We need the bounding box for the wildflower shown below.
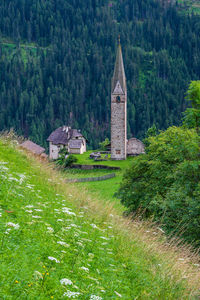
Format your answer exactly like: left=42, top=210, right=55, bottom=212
left=47, top=227, right=54, bottom=233
left=32, top=215, right=41, bottom=219
left=48, top=256, right=60, bottom=263
left=6, top=222, right=20, bottom=229
left=57, top=241, right=69, bottom=247
left=25, top=210, right=33, bottom=213
left=62, top=207, right=76, bottom=216
left=60, top=278, right=73, bottom=286
left=15, top=280, right=19, bottom=284
left=90, top=295, right=102, bottom=300
left=63, top=291, right=81, bottom=298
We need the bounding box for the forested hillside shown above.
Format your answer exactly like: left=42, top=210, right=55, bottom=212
left=0, top=0, right=200, bottom=148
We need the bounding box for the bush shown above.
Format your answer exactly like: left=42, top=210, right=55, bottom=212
left=117, top=126, right=200, bottom=246
left=64, top=154, right=78, bottom=167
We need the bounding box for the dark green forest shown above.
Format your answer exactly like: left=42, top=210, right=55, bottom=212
left=0, top=0, right=200, bottom=148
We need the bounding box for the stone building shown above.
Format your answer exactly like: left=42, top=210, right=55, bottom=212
left=111, top=40, right=127, bottom=160
left=111, top=40, right=145, bottom=159
left=127, top=138, right=145, bottom=156
left=47, top=126, right=86, bottom=159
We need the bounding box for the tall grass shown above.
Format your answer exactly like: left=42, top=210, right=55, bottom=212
left=0, top=136, right=200, bottom=299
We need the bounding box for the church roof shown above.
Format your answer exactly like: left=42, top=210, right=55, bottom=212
left=47, top=126, right=84, bottom=145
left=111, top=42, right=126, bottom=94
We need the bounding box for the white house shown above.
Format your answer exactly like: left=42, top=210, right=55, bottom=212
left=47, top=126, right=86, bottom=159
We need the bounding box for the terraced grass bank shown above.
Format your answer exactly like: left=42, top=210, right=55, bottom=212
left=0, top=138, right=200, bottom=299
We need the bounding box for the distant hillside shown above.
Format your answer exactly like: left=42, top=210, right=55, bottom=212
left=0, top=0, right=200, bottom=148
left=0, top=135, right=200, bottom=298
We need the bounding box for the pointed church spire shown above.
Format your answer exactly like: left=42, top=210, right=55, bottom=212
left=111, top=36, right=126, bottom=94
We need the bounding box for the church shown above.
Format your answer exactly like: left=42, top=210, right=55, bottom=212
left=111, top=40, right=145, bottom=160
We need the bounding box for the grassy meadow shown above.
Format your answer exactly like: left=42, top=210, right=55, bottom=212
left=0, top=137, right=200, bottom=299
left=69, top=152, right=134, bottom=211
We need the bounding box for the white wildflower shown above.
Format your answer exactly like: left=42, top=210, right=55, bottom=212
left=57, top=241, right=69, bottom=247
left=114, top=291, right=122, bottom=297
left=57, top=219, right=63, bottom=222
left=60, top=278, right=73, bottom=286
left=6, top=222, right=20, bottom=229
left=25, top=210, right=33, bottom=213
left=80, top=266, right=89, bottom=272
left=47, top=227, right=54, bottom=233
left=32, top=215, right=41, bottom=219
left=34, top=209, right=42, bottom=212
left=63, top=291, right=81, bottom=298
left=26, top=205, right=34, bottom=208
left=90, top=295, right=102, bottom=300
left=77, top=241, right=83, bottom=247
left=48, top=256, right=60, bottom=263
left=62, top=207, right=76, bottom=216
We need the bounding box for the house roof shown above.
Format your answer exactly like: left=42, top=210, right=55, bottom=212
left=47, top=126, right=84, bottom=145
left=69, top=139, right=83, bottom=149
left=20, top=140, right=45, bottom=155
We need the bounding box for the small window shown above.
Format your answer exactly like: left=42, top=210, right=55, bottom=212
left=116, top=150, right=121, bottom=155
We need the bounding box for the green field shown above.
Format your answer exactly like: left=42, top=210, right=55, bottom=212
left=62, top=151, right=136, bottom=211
left=1, top=138, right=200, bottom=298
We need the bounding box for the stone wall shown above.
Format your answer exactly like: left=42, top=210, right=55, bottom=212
left=66, top=173, right=116, bottom=182
left=71, top=164, right=120, bottom=170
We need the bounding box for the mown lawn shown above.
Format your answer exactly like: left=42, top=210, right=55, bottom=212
left=0, top=139, right=200, bottom=299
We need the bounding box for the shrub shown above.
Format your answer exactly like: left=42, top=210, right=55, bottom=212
left=64, top=154, right=78, bottom=167
left=117, top=126, right=200, bottom=246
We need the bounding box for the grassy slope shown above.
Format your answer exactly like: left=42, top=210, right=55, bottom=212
left=0, top=139, right=200, bottom=299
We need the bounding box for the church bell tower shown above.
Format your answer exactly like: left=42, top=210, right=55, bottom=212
left=111, top=38, right=127, bottom=160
